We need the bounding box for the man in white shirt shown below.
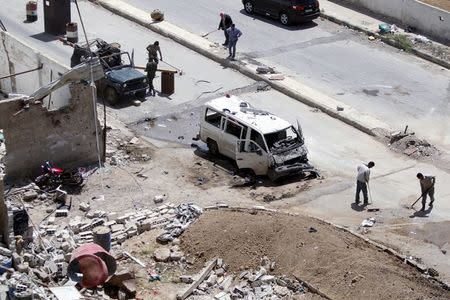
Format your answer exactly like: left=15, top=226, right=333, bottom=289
left=355, top=161, right=375, bottom=205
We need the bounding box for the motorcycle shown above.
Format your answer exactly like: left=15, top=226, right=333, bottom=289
left=35, top=161, right=84, bottom=189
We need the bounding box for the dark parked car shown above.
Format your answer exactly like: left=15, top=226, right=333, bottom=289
left=242, top=0, right=320, bottom=25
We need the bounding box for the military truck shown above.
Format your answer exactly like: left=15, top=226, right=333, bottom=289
left=70, top=39, right=148, bottom=105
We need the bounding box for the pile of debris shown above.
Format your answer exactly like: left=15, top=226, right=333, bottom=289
left=389, top=131, right=439, bottom=158
left=178, top=256, right=306, bottom=299
left=0, top=182, right=203, bottom=300
left=0, top=130, right=5, bottom=173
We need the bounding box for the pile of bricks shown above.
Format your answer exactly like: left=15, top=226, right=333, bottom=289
left=0, top=200, right=203, bottom=299
left=184, top=257, right=306, bottom=300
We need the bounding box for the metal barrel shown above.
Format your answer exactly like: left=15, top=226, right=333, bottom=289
left=26, top=1, right=37, bottom=22
left=93, top=226, right=111, bottom=252
left=66, top=22, right=78, bottom=43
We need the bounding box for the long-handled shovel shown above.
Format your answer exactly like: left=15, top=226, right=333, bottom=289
left=160, top=60, right=183, bottom=75
left=367, top=183, right=380, bottom=212
left=202, top=29, right=218, bottom=37
left=410, top=186, right=433, bottom=209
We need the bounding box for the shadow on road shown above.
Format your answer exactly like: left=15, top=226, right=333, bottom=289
left=239, top=9, right=318, bottom=31
left=351, top=202, right=366, bottom=212
left=409, top=205, right=433, bottom=218
left=30, top=32, right=59, bottom=42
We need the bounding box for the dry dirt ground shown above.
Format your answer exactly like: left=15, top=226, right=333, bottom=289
left=180, top=210, right=450, bottom=300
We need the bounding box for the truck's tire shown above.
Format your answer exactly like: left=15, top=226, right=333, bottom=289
left=207, top=139, right=219, bottom=156
left=104, top=87, right=120, bottom=105
left=135, top=90, right=146, bottom=98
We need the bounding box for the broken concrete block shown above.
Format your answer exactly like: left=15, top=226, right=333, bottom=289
left=0, top=247, right=11, bottom=257
left=12, top=252, right=22, bottom=265
left=16, top=262, right=29, bottom=273
left=22, top=190, right=38, bottom=201
left=273, top=285, right=290, bottom=296
left=179, top=275, right=193, bottom=284
left=79, top=202, right=91, bottom=212
left=170, top=251, right=184, bottom=261
left=48, top=216, right=56, bottom=225
left=220, top=276, right=233, bottom=291
left=154, top=248, right=170, bottom=262
left=153, top=195, right=165, bottom=204
left=111, top=224, right=125, bottom=233
left=206, top=274, right=218, bottom=286
left=215, top=268, right=225, bottom=276
left=34, top=269, right=50, bottom=283
left=214, top=291, right=231, bottom=300
left=55, top=209, right=69, bottom=217
left=260, top=275, right=275, bottom=284
left=61, top=242, right=70, bottom=252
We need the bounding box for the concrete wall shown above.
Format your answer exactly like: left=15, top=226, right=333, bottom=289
left=337, top=0, right=450, bottom=43
left=0, top=83, right=102, bottom=180
left=0, top=31, right=70, bottom=109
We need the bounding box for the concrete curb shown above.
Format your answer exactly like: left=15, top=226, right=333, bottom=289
left=320, top=12, right=450, bottom=70
left=90, top=0, right=392, bottom=137
left=204, top=204, right=450, bottom=290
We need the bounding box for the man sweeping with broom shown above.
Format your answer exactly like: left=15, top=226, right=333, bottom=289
left=416, top=173, right=436, bottom=211
left=355, top=161, right=375, bottom=206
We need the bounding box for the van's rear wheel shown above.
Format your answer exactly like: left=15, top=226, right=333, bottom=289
left=207, top=139, right=219, bottom=156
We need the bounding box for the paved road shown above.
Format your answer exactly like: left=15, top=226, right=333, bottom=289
left=123, top=0, right=450, bottom=149
left=2, top=0, right=450, bottom=281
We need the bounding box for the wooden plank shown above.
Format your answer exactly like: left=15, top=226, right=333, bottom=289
left=177, top=259, right=217, bottom=300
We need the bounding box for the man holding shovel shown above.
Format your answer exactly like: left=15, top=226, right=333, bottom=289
left=218, top=12, right=233, bottom=46
left=417, top=173, right=435, bottom=211
left=355, top=161, right=375, bottom=206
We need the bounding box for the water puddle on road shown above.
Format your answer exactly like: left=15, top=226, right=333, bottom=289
left=392, top=221, right=450, bottom=249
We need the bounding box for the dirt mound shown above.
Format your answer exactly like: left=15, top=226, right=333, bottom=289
left=180, top=210, right=450, bottom=300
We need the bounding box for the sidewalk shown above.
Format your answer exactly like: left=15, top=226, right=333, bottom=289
left=320, top=0, right=450, bottom=69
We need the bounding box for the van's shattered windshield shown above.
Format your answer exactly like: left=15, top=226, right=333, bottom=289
left=264, top=126, right=301, bottom=151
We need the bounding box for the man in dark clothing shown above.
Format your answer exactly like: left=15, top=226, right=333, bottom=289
left=226, top=24, right=242, bottom=60
left=417, top=173, right=436, bottom=211
left=218, top=13, right=233, bottom=46
left=145, top=61, right=157, bottom=96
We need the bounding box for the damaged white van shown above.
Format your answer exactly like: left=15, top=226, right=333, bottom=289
left=199, top=95, right=317, bottom=180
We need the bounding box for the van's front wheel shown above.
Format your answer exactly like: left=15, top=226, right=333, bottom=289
left=207, top=139, right=219, bottom=156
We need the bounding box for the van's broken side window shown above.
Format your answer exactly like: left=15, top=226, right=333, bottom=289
left=205, top=108, right=222, bottom=128
left=225, top=119, right=242, bottom=138
left=250, top=130, right=266, bottom=152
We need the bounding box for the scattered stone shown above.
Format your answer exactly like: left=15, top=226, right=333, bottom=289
left=79, top=202, right=91, bottom=212
left=22, top=190, right=38, bottom=201
left=154, top=195, right=166, bottom=204
left=132, top=100, right=141, bottom=107
left=180, top=275, right=193, bottom=284
left=154, top=248, right=171, bottom=262
left=206, top=274, right=218, bottom=286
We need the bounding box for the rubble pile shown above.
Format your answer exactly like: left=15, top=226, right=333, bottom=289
left=389, top=132, right=439, bottom=158
left=0, top=184, right=203, bottom=300
left=0, top=130, right=5, bottom=173
left=106, top=133, right=152, bottom=166
left=182, top=256, right=305, bottom=299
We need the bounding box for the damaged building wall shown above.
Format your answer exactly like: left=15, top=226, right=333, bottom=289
left=0, top=30, right=70, bottom=109
left=0, top=175, right=8, bottom=245
left=0, top=83, right=103, bottom=180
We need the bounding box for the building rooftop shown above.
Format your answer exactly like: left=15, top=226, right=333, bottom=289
left=205, top=95, right=291, bottom=134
